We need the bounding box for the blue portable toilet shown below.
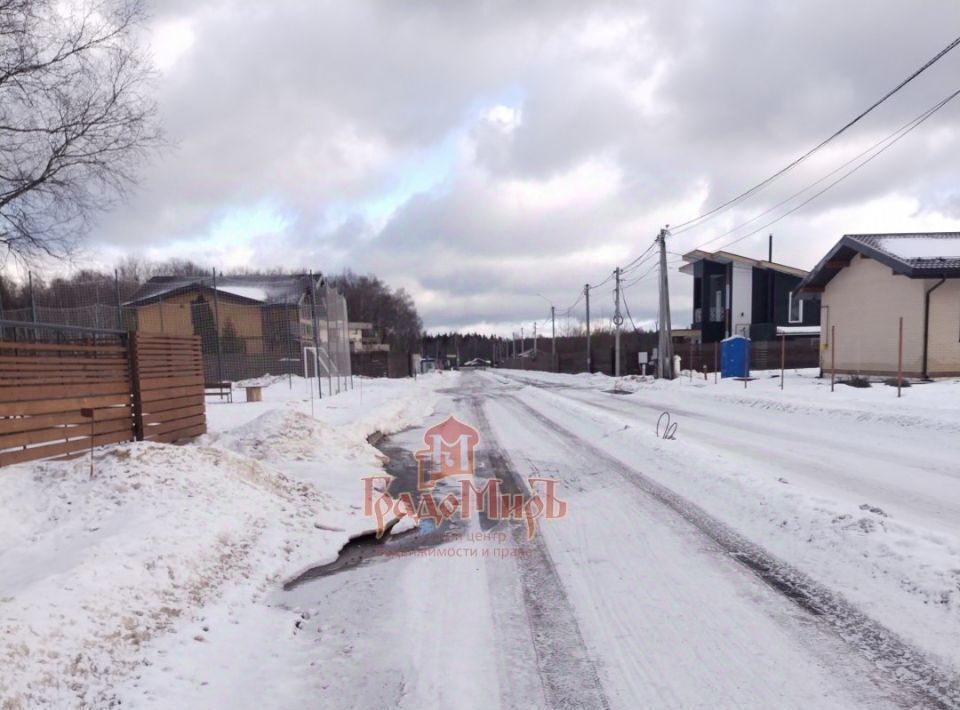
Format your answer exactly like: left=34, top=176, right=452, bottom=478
left=720, top=335, right=751, bottom=378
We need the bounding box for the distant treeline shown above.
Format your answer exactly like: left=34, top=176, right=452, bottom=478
left=0, top=259, right=422, bottom=353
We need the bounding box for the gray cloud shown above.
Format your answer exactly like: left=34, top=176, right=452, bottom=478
left=88, top=0, right=960, bottom=331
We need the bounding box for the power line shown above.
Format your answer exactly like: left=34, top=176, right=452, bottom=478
left=622, top=289, right=646, bottom=334
left=705, top=81, right=960, bottom=254
left=694, top=83, right=960, bottom=252
left=670, top=33, right=960, bottom=235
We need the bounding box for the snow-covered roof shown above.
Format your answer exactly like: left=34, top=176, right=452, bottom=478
left=869, top=234, right=960, bottom=266
left=125, top=274, right=321, bottom=306
left=800, top=233, right=960, bottom=292
left=216, top=285, right=270, bottom=302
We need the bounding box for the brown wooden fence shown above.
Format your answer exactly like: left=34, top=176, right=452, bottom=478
left=131, top=333, right=207, bottom=444
left=0, top=332, right=206, bottom=467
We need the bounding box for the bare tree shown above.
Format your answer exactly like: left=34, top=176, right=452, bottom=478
left=0, top=0, right=159, bottom=262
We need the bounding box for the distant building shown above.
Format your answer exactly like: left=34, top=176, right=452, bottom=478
left=124, top=274, right=333, bottom=380
left=347, top=321, right=390, bottom=354
left=680, top=249, right=820, bottom=343
left=799, top=233, right=960, bottom=378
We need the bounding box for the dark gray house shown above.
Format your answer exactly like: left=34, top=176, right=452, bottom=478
left=680, top=249, right=820, bottom=343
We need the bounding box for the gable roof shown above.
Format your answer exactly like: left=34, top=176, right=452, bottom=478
left=679, top=249, right=808, bottom=278
left=125, top=274, right=321, bottom=307
left=799, top=233, right=960, bottom=292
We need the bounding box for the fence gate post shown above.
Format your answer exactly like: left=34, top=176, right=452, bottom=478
left=129, top=332, right=145, bottom=441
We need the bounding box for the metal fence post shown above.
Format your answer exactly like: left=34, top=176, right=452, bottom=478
left=830, top=325, right=836, bottom=392
left=780, top=333, right=786, bottom=390
left=114, top=269, right=123, bottom=330
left=897, top=317, right=904, bottom=398
left=308, top=274, right=323, bottom=400
left=324, top=287, right=334, bottom=395
left=211, top=269, right=224, bottom=385
left=29, top=271, right=37, bottom=323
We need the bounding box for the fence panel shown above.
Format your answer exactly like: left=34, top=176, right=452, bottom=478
left=0, top=339, right=135, bottom=466
left=131, top=333, right=207, bottom=444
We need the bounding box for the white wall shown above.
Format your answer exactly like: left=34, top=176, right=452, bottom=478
left=730, top=264, right=753, bottom=337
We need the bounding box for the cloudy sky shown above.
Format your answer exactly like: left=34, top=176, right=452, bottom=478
left=83, top=0, right=960, bottom=333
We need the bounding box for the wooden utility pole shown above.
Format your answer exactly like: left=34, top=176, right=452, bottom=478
left=614, top=267, right=623, bottom=377
left=584, top=284, right=592, bottom=373
left=550, top=305, right=556, bottom=370
left=656, top=228, right=674, bottom=379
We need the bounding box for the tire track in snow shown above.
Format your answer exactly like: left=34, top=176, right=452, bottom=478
left=467, top=392, right=611, bottom=710
left=504, top=388, right=960, bottom=710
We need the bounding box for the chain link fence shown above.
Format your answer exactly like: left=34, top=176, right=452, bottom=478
left=0, top=272, right=352, bottom=397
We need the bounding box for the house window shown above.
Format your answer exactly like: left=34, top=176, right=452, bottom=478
left=709, top=275, right=724, bottom=322
left=788, top=290, right=803, bottom=324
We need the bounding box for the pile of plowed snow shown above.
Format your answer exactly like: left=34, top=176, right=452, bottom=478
left=0, top=439, right=347, bottom=709
left=208, top=408, right=384, bottom=465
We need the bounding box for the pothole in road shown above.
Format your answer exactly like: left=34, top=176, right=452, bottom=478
left=283, top=433, right=466, bottom=590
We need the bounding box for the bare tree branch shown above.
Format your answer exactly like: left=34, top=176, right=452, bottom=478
left=0, top=0, right=159, bottom=262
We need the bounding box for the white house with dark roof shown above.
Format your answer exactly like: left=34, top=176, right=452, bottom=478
left=680, top=248, right=820, bottom=343
left=798, top=232, right=960, bottom=378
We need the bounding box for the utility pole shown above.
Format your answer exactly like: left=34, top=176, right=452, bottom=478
left=613, top=267, right=623, bottom=377
left=550, top=305, right=556, bottom=367
left=520, top=326, right=524, bottom=354
left=533, top=322, right=537, bottom=354
left=657, top=228, right=675, bottom=379
left=584, top=284, right=591, bottom=373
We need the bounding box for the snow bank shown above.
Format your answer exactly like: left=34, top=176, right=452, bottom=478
left=0, top=442, right=344, bottom=708
left=0, top=373, right=447, bottom=708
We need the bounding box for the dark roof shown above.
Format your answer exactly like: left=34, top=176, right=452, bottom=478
left=679, top=249, right=808, bottom=278
left=125, top=274, right=320, bottom=306
left=799, top=233, right=960, bottom=292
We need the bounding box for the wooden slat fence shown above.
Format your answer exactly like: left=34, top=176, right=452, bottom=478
left=0, top=340, right=135, bottom=466
left=131, top=333, right=207, bottom=444
left=0, top=333, right=208, bottom=467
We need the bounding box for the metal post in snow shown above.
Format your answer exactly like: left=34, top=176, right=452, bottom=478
left=114, top=269, right=123, bottom=331
left=324, top=285, right=334, bottom=395
left=29, top=271, right=37, bottom=323
left=308, top=273, right=323, bottom=400
left=831, top=324, right=836, bottom=393
left=743, top=345, right=748, bottom=389
left=897, top=317, right=904, bottom=398
left=714, top=341, right=718, bottom=384
left=211, top=269, right=224, bottom=386
left=780, top=333, right=786, bottom=390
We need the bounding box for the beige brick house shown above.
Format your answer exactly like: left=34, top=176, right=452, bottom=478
left=799, top=233, right=960, bottom=378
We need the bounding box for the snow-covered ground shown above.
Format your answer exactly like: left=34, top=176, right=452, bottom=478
left=487, top=368, right=960, bottom=676
left=3, top=365, right=959, bottom=708
left=0, top=373, right=452, bottom=709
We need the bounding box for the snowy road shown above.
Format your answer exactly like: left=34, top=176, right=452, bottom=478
left=282, top=371, right=960, bottom=709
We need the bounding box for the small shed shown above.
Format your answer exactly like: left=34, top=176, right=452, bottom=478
left=721, top=335, right=751, bottom=378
